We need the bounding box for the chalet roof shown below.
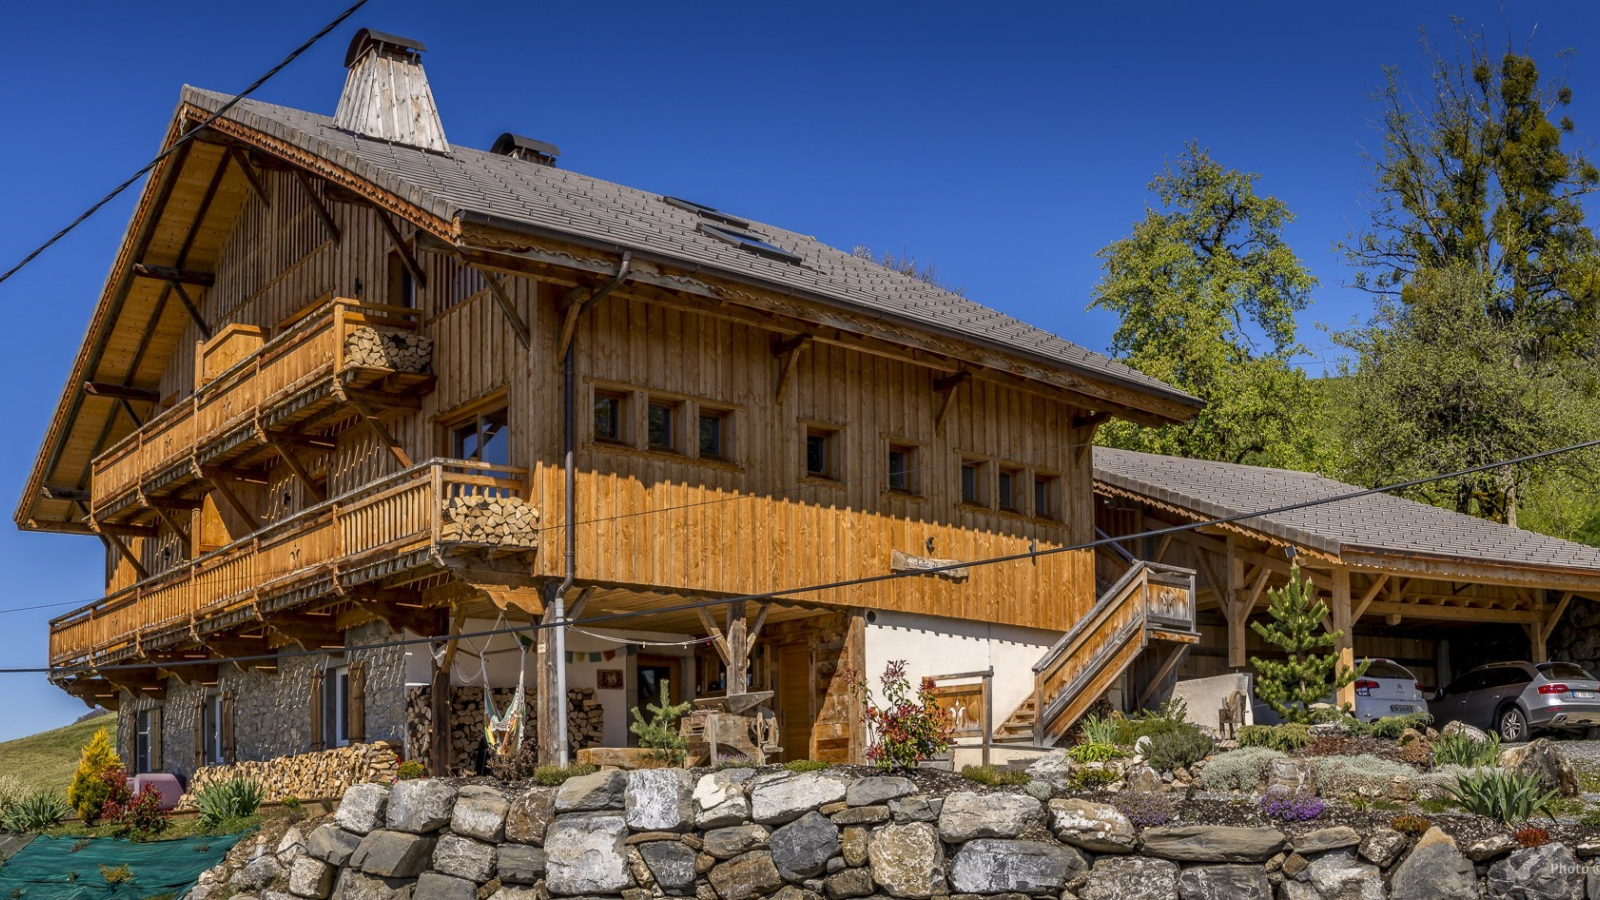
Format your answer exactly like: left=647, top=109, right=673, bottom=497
left=1092, top=447, right=1600, bottom=576
left=180, top=87, right=1199, bottom=411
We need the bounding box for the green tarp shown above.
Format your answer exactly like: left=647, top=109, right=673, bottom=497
left=0, top=834, right=241, bottom=900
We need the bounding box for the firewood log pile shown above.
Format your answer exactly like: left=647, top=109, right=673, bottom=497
left=441, top=494, right=539, bottom=548
left=178, top=740, right=400, bottom=807
left=404, top=685, right=602, bottom=773
left=344, top=327, right=433, bottom=373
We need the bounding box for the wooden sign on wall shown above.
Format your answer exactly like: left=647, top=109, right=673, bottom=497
left=890, top=549, right=969, bottom=581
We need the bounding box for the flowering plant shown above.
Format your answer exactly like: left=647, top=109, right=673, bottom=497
left=1111, top=790, right=1179, bottom=826
left=1258, top=790, right=1325, bottom=822
left=103, top=784, right=171, bottom=840
left=847, top=660, right=956, bottom=771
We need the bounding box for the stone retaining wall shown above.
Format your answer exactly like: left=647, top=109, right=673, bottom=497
left=223, top=768, right=1600, bottom=900
left=180, top=742, right=401, bottom=808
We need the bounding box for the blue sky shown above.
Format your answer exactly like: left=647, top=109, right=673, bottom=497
left=0, top=1, right=1596, bottom=741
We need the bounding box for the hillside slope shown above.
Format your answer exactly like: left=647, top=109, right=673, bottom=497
left=0, top=713, right=115, bottom=795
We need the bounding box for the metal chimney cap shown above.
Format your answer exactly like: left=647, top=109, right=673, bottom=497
left=344, top=28, right=427, bottom=68
left=491, top=133, right=561, bottom=164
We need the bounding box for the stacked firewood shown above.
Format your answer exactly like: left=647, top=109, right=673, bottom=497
left=440, top=494, right=539, bottom=548
left=568, top=688, right=604, bottom=750
left=344, top=327, right=433, bottom=373
left=179, top=741, right=400, bottom=807
left=403, top=685, right=602, bottom=772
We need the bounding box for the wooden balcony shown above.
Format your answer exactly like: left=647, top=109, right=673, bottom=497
left=89, top=297, right=433, bottom=523
left=50, top=459, right=535, bottom=669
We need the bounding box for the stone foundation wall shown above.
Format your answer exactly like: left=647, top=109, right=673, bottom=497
left=180, top=742, right=400, bottom=807
left=225, top=768, right=1599, bottom=900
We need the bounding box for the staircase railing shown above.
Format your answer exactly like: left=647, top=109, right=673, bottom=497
left=1031, top=561, right=1196, bottom=745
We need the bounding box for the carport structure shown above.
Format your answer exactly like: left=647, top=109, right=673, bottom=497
left=1091, top=448, right=1600, bottom=707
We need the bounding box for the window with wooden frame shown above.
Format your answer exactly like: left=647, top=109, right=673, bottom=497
left=450, top=405, right=510, bottom=466
left=647, top=398, right=682, bottom=452
left=997, top=467, right=1022, bottom=512
left=133, top=709, right=155, bottom=773
left=886, top=443, right=917, bottom=494
left=959, top=458, right=987, bottom=506
left=805, top=425, right=841, bottom=480
left=698, top=407, right=732, bottom=460
left=199, top=690, right=224, bottom=766
left=593, top=390, right=628, bottom=444
left=1034, top=473, right=1061, bottom=521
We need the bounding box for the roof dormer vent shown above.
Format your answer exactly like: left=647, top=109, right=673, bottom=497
left=333, top=28, right=449, bottom=153
left=491, top=133, right=560, bottom=167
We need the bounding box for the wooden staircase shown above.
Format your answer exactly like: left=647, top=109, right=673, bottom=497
left=1030, top=561, right=1198, bottom=746
left=993, top=697, right=1036, bottom=742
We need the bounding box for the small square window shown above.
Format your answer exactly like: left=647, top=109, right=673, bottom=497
left=648, top=402, right=678, bottom=451
left=699, top=410, right=729, bottom=459
left=887, top=445, right=914, bottom=493
left=806, top=428, right=838, bottom=479
left=1034, top=475, right=1059, bottom=520
left=998, top=468, right=1020, bottom=511
left=594, top=392, right=626, bottom=443
left=960, top=459, right=985, bottom=505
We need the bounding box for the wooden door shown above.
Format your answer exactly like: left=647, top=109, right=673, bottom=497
left=777, top=643, right=812, bottom=762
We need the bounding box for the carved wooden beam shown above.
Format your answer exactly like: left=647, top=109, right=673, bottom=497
left=556, top=284, right=589, bottom=360
left=130, top=263, right=215, bottom=286
left=41, top=485, right=90, bottom=502
left=84, top=382, right=160, bottom=403
left=1073, top=410, right=1113, bottom=429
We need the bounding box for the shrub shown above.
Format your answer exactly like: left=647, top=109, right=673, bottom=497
left=1145, top=725, right=1212, bottom=772
left=1069, top=768, right=1118, bottom=791
left=1250, top=566, right=1368, bottom=722
left=1447, top=768, right=1558, bottom=824
left=397, top=760, right=426, bottom=780
left=785, top=759, right=829, bottom=773
left=532, top=764, right=597, bottom=787
left=1432, top=732, right=1501, bottom=768
left=193, top=777, right=264, bottom=828
left=1390, top=813, right=1430, bottom=835
left=1067, top=742, right=1126, bottom=764
left=848, top=661, right=956, bottom=771
left=1110, top=700, right=1193, bottom=745
left=1351, top=712, right=1432, bottom=739
left=960, top=765, right=1030, bottom=787
left=107, top=785, right=170, bottom=840
left=629, top=680, right=693, bottom=762
left=1111, top=791, right=1179, bottom=826
left=1079, top=714, right=1122, bottom=747
left=2, top=792, right=70, bottom=832
left=1259, top=791, right=1325, bottom=822
left=1238, top=723, right=1313, bottom=752
left=1198, top=747, right=1285, bottom=792
left=1514, top=826, right=1551, bottom=848
left=0, top=775, right=26, bottom=821
left=67, top=728, right=123, bottom=824
left=1310, top=754, right=1417, bottom=798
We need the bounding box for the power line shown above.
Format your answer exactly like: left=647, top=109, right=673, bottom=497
left=0, top=0, right=369, bottom=288
left=12, top=435, right=1600, bottom=677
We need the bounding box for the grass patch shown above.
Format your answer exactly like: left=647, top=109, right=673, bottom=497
left=0, top=713, right=116, bottom=796
left=959, top=765, right=1030, bottom=787
left=783, top=759, right=829, bottom=773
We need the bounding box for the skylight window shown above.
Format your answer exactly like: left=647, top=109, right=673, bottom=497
left=662, top=196, right=750, bottom=229
left=699, top=222, right=803, bottom=265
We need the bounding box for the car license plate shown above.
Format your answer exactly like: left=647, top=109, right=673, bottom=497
left=1389, top=704, right=1414, bottom=713
left=1572, top=690, right=1597, bottom=700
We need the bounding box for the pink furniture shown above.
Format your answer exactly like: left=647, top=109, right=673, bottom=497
left=131, top=773, right=184, bottom=811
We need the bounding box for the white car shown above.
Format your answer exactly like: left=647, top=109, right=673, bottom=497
left=1352, top=658, right=1429, bottom=722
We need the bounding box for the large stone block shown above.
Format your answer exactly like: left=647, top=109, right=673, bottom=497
left=750, top=773, right=848, bottom=825
left=845, top=777, right=914, bottom=807
left=770, top=811, right=840, bottom=882
left=386, top=780, right=458, bottom=834
left=332, top=869, right=413, bottom=900
left=432, top=833, right=496, bottom=883
left=867, top=822, right=944, bottom=899
left=1140, top=825, right=1285, bottom=863
left=555, top=769, right=627, bottom=812
left=823, top=867, right=873, bottom=900
left=640, top=840, right=699, bottom=894
left=545, top=813, right=633, bottom=895
left=947, top=839, right=1085, bottom=895
left=288, top=857, right=336, bottom=899
left=1280, top=850, right=1383, bottom=900
left=496, top=844, right=547, bottom=885
left=703, top=824, right=770, bottom=859
left=1293, top=827, right=1361, bottom=855
left=336, top=784, right=391, bottom=836
left=1080, top=856, right=1179, bottom=900
left=232, top=855, right=284, bottom=890
left=1176, top=864, right=1269, bottom=900
left=937, top=791, right=1041, bottom=842
left=1499, top=739, right=1582, bottom=797
left=708, top=850, right=785, bottom=900
left=1048, top=798, right=1135, bottom=853
left=450, top=785, right=510, bottom=842
left=350, top=830, right=437, bottom=879
left=694, top=770, right=754, bottom=829
left=505, top=787, right=558, bottom=844
left=413, top=873, right=476, bottom=900
left=1486, top=844, right=1584, bottom=900
left=627, top=768, right=695, bottom=832
left=1390, top=828, right=1475, bottom=900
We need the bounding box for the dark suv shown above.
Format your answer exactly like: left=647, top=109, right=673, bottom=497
left=1430, top=661, right=1600, bottom=741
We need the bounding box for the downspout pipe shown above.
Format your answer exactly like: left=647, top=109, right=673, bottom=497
left=554, top=251, right=631, bottom=764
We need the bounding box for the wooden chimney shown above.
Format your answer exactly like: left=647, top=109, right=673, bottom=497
left=333, top=29, right=449, bottom=153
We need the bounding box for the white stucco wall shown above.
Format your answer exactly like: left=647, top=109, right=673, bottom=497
left=862, top=609, right=1059, bottom=742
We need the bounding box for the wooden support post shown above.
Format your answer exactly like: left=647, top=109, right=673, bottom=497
left=351, top=399, right=414, bottom=468
left=773, top=335, right=812, bottom=404
left=482, top=271, right=531, bottom=350
left=933, top=371, right=969, bottom=435
left=431, top=608, right=467, bottom=776
left=170, top=280, right=212, bottom=339
left=147, top=502, right=192, bottom=549
left=117, top=397, right=144, bottom=428
left=96, top=525, right=149, bottom=581
left=1136, top=643, right=1191, bottom=709
left=1331, top=567, right=1356, bottom=709
left=695, top=608, right=733, bottom=667
left=1353, top=573, right=1390, bottom=624
left=204, top=471, right=257, bottom=529
left=375, top=208, right=425, bottom=287
left=293, top=170, right=341, bottom=243
left=1225, top=539, right=1246, bottom=668
left=228, top=147, right=271, bottom=206
left=84, top=382, right=160, bottom=403
left=262, top=432, right=326, bottom=503
left=536, top=604, right=558, bottom=765
left=726, top=600, right=749, bottom=694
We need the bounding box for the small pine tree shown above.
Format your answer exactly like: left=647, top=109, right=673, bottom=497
left=1250, top=565, right=1369, bottom=723
left=629, top=681, right=693, bottom=760
left=67, top=727, right=124, bottom=824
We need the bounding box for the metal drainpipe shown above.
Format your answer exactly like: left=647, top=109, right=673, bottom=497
left=555, top=251, right=631, bottom=765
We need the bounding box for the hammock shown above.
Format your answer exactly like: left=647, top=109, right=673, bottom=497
left=479, top=616, right=529, bottom=757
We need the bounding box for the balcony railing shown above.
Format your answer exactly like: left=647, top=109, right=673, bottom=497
left=90, top=297, right=430, bottom=515
left=51, top=459, right=533, bottom=668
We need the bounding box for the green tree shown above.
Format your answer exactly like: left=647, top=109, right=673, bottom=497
left=1091, top=143, right=1321, bottom=468
left=1346, top=22, right=1600, bottom=359
left=629, top=681, right=692, bottom=761
left=1250, top=566, right=1367, bottom=723
left=67, top=727, right=123, bottom=824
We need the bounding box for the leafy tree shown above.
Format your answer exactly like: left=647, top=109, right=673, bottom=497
left=1346, top=22, right=1600, bottom=359
left=1330, top=264, right=1598, bottom=524
left=1250, top=566, right=1368, bottom=723
left=1091, top=143, right=1321, bottom=468
left=629, top=680, right=692, bottom=761
left=67, top=727, right=124, bottom=824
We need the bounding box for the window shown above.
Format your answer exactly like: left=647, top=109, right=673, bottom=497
left=662, top=196, right=751, bottom=229
left=648, top=401, right=679, bottom=451
left=805, top=428, right=839, bottom=479
left=699, top=409, right=729, bottom=459
left=960, top=459, right=985, bottom=505
left=387, top=251, right=416, bottom=309
left=887, top=445, right=914, bottom=493
left=134, top=710, right=153, bottom=774
left=700, top=223, right=803, bottom=264
left=593, top=392, right=627, bottom=443
left=1034, top=474, right=1059, bottom=519
left=202, top=691, right=224, bottom=765
left=322, top=665, right=351, bottom=748
left=451, top=406, right=510, bottom=466
left=997, top=468, right=1020, bottom=511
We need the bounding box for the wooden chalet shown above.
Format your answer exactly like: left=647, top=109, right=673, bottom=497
left=17, top=30, right=1205, bottom=774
